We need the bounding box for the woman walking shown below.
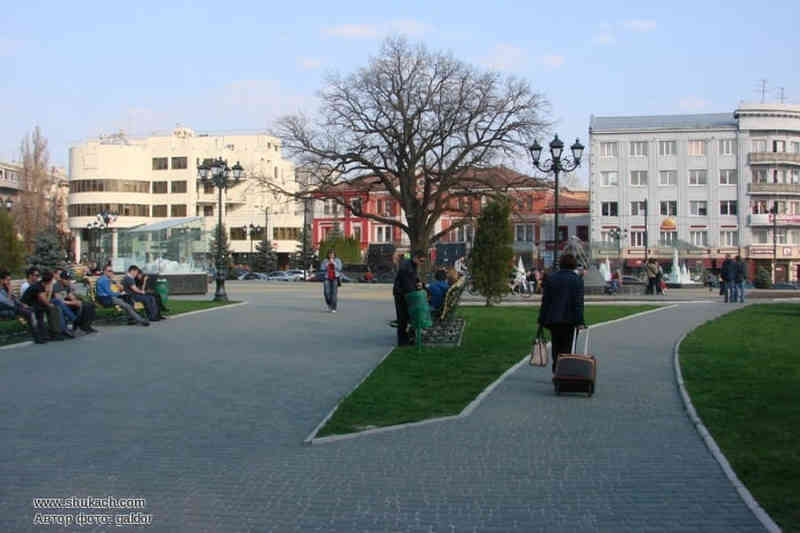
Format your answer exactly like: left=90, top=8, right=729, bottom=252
left=320, top=249, right=342, bottom=313
left=538, top=253, right=585, bottom=373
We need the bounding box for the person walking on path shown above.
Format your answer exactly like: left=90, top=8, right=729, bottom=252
left=537, top=253, right=585, bottom=373
left=734, top=255, right=746, bottom=303
left=645, top=258, right=658, bottom=295
left=720, top=254, right=736, bottom=303
left=320, top=249, right=342, bottom=313
left=393, top=250, right=425, bottom=346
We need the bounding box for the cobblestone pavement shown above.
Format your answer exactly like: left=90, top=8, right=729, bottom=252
left=0, top=284, right=767, bottom=532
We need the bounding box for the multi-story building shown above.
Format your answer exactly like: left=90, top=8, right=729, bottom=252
left=0, top=161, right=22, bottom=207
left=590, top=104, right=800, bottom=282
left=68, top=127, right=303, bottom=268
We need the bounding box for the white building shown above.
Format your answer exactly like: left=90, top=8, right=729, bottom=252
left=68, top=127, right=303, bottom=268
left=589, top=104, right=800, bottom=282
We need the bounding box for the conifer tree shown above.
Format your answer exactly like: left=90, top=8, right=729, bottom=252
left=468, top=198, right=513, bottom=306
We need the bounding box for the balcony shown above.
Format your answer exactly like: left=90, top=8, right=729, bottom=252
left=749, top=213, right=800, bottom=226
left=749, top=152, right=800, bottom=166
left=748, top=183, right=800, bottom=195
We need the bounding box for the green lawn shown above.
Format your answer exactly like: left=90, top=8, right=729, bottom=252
left=317, top=305, right=660, bottom=437
left=1, top=299, right=239, bottom=346
left=680, top=304, right=800, bottom=532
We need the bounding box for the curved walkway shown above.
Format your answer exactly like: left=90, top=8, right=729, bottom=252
left=0, top=284, right=769, bottom=532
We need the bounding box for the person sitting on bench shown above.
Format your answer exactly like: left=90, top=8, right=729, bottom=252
left=121, top=265, right=160, bottom=322
left=427, top=269, right=449, bottom=313
left=96, top=265, right=149, bottom=326
left=54, top=268, right=98, bottom=333
left=135, top=270, right=168, bottom=318
left=0, top=269, right=49, bottom=344
left=21, top=270, right=74, bottom=340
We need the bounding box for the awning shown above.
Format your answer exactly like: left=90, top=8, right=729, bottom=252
left=625, top=259, right=644, bottom=267
left=128, top=216, right=203, bottom=233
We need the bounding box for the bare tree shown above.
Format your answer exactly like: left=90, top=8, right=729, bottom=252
left=268, top=37, right=550, bottom=253
left=18, top=127, right=54, bottom=252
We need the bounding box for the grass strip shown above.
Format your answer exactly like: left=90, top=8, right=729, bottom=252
left=680, top=303, right=800, bottom=532
left=317, top=305, right=659, bottom=437
left=0, top=299, right=238, bottom=346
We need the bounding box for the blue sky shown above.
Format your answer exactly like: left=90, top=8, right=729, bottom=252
left=2, top=0, right=798, bottom=183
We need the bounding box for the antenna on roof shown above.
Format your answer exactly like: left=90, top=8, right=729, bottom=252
left=776, top=87, right=787, bottom=104
left=756, top=79, right=768, bottom=103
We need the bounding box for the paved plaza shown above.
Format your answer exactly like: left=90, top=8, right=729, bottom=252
left=0, top=282, right=769, bottom=532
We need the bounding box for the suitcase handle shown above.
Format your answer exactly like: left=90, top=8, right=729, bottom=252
left=572, top=327, right=590, bottom=355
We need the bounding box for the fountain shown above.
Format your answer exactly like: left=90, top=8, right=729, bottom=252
left=598, top=258, right=612, bottom=282
left=666, top=248, right=699, bottom=287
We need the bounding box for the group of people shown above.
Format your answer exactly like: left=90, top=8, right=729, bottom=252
left=718, top=254, right=746, bottom=303
left=1, top=266, right=97, bottom=344
left=644, top=258, right=668, bottom=295
left=0, top=263, right=169, bottom=344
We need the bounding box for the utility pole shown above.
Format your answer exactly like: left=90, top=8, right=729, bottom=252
left=771, top=201, right=778, bottom=284
left=643, top=199, right=649, bottom=264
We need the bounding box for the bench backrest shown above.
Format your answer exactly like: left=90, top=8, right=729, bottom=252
left=439, top=276, right=465, bottom=322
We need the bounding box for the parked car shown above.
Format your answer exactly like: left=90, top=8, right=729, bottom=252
left=240, top=272, right=267, bottom=281
left=310, top=271, right=354, bottom=283
left=266, top=271, right=292, bottom=281
left=284, top=269, right=306, bottom=281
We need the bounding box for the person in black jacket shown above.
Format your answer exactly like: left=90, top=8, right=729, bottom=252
left=538, top=253, right=585, bottom=373
left=720, top=254, right=736, bottom=303
left=393, top=250, right=426, bottom=346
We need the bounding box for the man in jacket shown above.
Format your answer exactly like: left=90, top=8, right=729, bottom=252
left=95, top=265, right=149, bottom=326
left=393, top=250, right=425, bottom=346
left=0, top=269, right=49, bottom=343
left=734, top=255, right=746, bottom=303
left=645, top=258, right=658, bottom=295
left=720, top=254, right=737, bottom=303
left=538, top=253, right=585, bottom=373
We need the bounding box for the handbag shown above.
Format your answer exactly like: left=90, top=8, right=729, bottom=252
left=529, top=325, right=549, bottom=367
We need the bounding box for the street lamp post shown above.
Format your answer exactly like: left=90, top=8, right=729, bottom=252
left=197, top=157, right=243, bottom=301
left=529, top=135, right=584, bottom=269
left=247, top=224, right=262, bottom=255
left=94, top=210, right=117, bottom=267
left=609, top=227, right=628, bottom=271
left=643, top=199, right=649, bottom=264
left=770, top=201, right=779, bottom=284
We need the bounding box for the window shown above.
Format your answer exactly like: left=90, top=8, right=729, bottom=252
left=719, top=169, right=737, bottom=185
left=230, top=227, right=247, bottom=240
left=660, top=231, right=677, bottom=245
left=773, top=140, right=786, bottom=152
left=599, top=142, right=618, bottom=158
left=775, top=228, right=787, bottom=244
left=576, top=226, right=589, bottom=242
left=152, top=181, right=168, bottom=194
left=273, top=227, right=300, bottom=240
left=152, top=157, right=168, bottom=170
left=753, top=230, right=768, bottom=244
left=659, top=141, right=677, bottom=156
left=350, top=197, right=362, bottom=214
left=352, top=225, right=361, bottom=242
left=274, top=167, right=279, bottom=179
left=791, top=229, right=800, bottom=244
left=630, top=141, right=648, bottom=157
left=455, top=224, right=474, bottom=243
left=600, top=171, right=618, bottom=186
left=67, top=203, right=150, bottom=217
left=688, top=140, right=706, bottom=156
left=170, top=205, right=187, bottom=217
left=152, top=205, right=167, bottom=217
left=753, top=139, right=767, bottom=152
left=630, top=201, right=647, bottom=216
left=384, top=199, right=394, bottom=216
left=375, top=226, right=391, bottom=243
left=601, top=202, right=618, bottom=217
left=773, top=169, right=789, bottom=184
left=720, top=231, right=739, bottom=247
left=68, top=179, right=151, bottom=193
left=689, top=201, right=708, bottom=216
left=689, top=169, right=707, bottom=186
left=171, top=181, right=187, bottom=193
left=171, top=156, right=187, bottom=169
left=719, top=139, right=736, bottom=156
left=202, top=182, right=214, bottom=194
left=630, top=170, right=648, bottom=186
left=203, top=205, right=214, bottom=217
left=689, top=231, right=708, bottom=247
left=659, top=170, right=677, bottom=186
left=753, top=168, right=768, bottom=184
left=792, top=142, right=800, bottom=154
left=751, top=200, right=769, bottom=214
left=515, top=224, right=535, bottom=242
left=660, top=201, right=677, bottom=216
left=323, top=199, right=339, bottom=216
left=720, top=200, right=737, bottom=216
left=630, top=231, right=646, bottom=248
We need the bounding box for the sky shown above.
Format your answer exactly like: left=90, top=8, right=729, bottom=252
left=2, top=0, right=798, bottom=184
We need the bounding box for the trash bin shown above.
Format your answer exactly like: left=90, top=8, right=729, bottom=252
left=405, top=289, right=432, bottom=349
left=155, top=278, right=169, bottom=303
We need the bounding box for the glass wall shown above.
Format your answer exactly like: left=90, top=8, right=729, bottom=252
left=112, top=218, right=211, bottom=273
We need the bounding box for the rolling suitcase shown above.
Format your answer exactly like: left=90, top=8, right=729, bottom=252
left=553, top=328, right=596, bottom=397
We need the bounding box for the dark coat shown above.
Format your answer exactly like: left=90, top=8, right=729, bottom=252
left=538, top=269, right=585, bottom=327
left=721, top=259, right=737, bottom=282
left=735, top=260, right=747, bottom=283
left=393, top=259, right=419, bottom=295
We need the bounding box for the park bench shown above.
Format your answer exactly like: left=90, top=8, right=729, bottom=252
left=433, top=275, right=466, bottom=324
left=85, top=276, right=146, bottom=314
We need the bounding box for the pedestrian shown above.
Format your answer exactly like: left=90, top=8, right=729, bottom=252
left=645, top=258, right=658, bottom=295
left=537, top=253, right=585, bottom=373
left=320, top=249, right=342, bottom=313
left=393, top=250, right=425, bottom=346
left=720, top=254, right=736, bottom=303
left=656, top=262, right=664, bottom=295
left=734, top=255, right=746, bottom=303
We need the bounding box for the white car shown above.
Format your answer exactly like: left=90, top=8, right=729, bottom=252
left=284, top=270, right=306, bottom=281
left=266, top=271, right=291, bottom=281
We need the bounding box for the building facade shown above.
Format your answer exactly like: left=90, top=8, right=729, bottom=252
left=68, top=127, right=303, bottom=268
left=589, top=104, right=800, bottom=282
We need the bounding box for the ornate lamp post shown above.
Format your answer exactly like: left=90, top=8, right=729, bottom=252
left=94, top=210, right=117, bottom=267
left=197, top=157, right=243, bottom=301
left=246, top=223, right=262, bottom=256
left=529, top=135, right=584, bottom=269
left=608, top=227, right=628, bottom=270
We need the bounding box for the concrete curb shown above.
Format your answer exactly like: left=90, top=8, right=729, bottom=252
left=306, top=303, right=677, bottom=445
left=0, top=340, right=33, bottom=350
left=674, top=322, right=782, bottom=533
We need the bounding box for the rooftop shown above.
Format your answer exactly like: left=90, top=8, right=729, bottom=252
left=590, top=113, right=737, bottom=133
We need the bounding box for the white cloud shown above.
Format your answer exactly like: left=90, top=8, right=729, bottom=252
left=591, top=32, right=616, bottom=45
left=679, top=97, right=712, bottom=111
left=322, top=19, right=430, bottom=39
left=298, top=57, right=322, bottom=70
left=539, top=55, right=565, bottom=69
left=481, top=44, right=527, bottom=71
left=623, top=19, right=657, bottom=32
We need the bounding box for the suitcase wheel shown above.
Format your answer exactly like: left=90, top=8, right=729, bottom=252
left=587, top=383, right=594, bottom=397
left=554, top=383, right=561, bottom=395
